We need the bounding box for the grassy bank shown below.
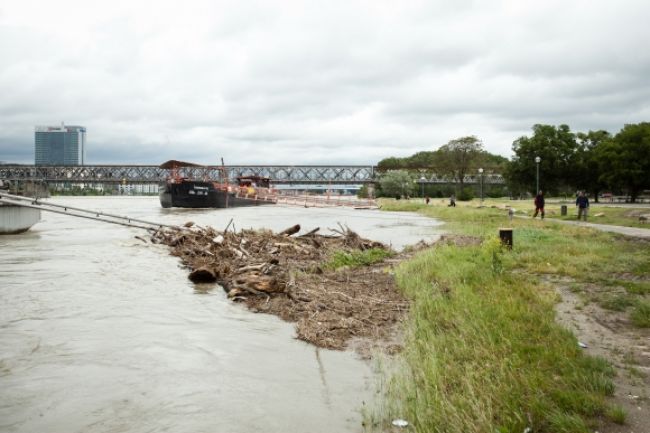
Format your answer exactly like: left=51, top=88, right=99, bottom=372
left=412, top=196, right=650, bottom=229
left=373, top=200, right=649, bottom=433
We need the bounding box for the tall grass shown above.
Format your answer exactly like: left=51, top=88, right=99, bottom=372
left=371, top=199, right=649, bottom=433
left=324, top=247, right=393, bottom=270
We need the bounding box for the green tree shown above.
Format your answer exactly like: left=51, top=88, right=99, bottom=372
left=377, top=157, right=406, bottom=171
left=505, top=124, right=577, bottom=194
left=436, top=136, right=484, bottom=191
left=573, top=130, right=611, bottom=202
left=379, top=170, right=415, bottom=198
left=597, top=122, right=650, bottom=202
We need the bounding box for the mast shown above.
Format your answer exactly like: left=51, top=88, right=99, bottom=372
left=221, top=157, right=229, bottom=208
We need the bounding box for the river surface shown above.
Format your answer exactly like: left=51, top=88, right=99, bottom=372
left=0, top=197, right=442, bottom=433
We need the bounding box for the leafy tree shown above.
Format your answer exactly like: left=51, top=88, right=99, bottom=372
left=596, top=122, right=650, bottom=202
left=573, top=130, right=611, bottom=202
left=505, top=124, right=577, bottom=194
left=436, top=136, right=484, bottom=190
left=404, top=151, right=440, bottom=168
left=357, top=184, right=370, bottom=198
left=379, top=170, right=415, bottom=198
left=377, top=157, right=405, bottom=171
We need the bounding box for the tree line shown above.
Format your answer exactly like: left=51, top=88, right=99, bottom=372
left=373, top=122, right=650, bottom=202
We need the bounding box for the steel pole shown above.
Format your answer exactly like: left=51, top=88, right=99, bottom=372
left=480, top=174, right=483, bottom=204
left=536, top=162, right=539, bottom=194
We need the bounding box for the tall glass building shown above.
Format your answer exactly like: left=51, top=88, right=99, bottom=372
left=35, top=123, right=86, bottom=165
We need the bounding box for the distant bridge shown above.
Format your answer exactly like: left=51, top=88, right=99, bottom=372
left=0, top=165, right=505, bottom=185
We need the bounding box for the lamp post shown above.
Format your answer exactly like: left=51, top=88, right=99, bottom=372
left=535, top=156, right=541, bottom=194
left=478, top=168, right=484, bottom=205
left=420, top=176, right=426, bottom=199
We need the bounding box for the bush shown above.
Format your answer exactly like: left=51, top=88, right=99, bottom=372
left=457, top=187, right=475, bottom=201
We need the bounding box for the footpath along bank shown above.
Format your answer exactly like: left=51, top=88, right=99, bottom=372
left=371, top=200, right=649, bottom=433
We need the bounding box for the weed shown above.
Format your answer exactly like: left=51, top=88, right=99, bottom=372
left=547, top=412, right=590, bottom=433
left=621, top=280, right=650, bottom=295
left=324, top=247, right=393, bottom=270
left=630, top=301, right=650, bottom=327
left=605, top=405, right=627, bottom=424
left=600, top=294, right=636, bottom=311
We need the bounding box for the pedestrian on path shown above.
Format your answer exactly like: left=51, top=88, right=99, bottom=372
left=576, top=191, right=590, bottom=221
left=533, top=190, right=545, bottom=219
left=448, top=194, right=456, bottom=207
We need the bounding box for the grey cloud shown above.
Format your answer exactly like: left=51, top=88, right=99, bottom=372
left=1, top=0, right=649, bottom=165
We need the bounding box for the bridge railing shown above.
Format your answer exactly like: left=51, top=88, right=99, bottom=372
left=0, top=165, right=505, bottom=184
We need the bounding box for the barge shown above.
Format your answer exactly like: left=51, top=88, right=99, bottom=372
left=158, top=160, right=277, bottom=209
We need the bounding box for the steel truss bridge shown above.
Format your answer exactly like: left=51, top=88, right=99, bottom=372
left=0, top=165, right=505, bottom=185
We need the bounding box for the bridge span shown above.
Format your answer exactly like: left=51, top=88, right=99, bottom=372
left=0, top=165, right=505, bottom=185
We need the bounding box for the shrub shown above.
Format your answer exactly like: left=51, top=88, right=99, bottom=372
left=457, top=187, right=475, bottom=201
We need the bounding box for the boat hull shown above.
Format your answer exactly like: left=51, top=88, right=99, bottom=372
left=159, top=181, right=275, bottom=209
left=0, top=205, right=41, bottom=234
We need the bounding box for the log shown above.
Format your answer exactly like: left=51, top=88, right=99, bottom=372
left=189, top=266, right=218, bottom=283
left=279, top=224, right=300, bottom=236
left=235, top=273, right=283, bottom=293
left=298, top=227, right=320, bottom=237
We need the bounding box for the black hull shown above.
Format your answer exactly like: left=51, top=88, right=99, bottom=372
left=159, top=182, right=275, bottom=209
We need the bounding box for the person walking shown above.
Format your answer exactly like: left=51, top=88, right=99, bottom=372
left=533, top=190, right=545, bottom=219
left=448, top=194, right=456, bottom=207
left=576, top=191, right=590, bottom=221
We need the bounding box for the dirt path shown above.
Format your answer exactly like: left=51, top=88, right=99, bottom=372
left=544, top=275, right=650, bottom=433
left=515, top=214, right=650, bottom=239
left=552, top=219, right=650, bottom=239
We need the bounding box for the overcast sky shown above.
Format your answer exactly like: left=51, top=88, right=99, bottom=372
left=1, top=0, right=649, bottom=165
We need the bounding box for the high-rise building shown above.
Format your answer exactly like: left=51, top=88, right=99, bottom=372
left=35, top=122, right=86, bottom=165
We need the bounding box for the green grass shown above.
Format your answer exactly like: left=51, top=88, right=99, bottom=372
left=605, top=405, right=627, bottom=424
left=404, top=196, right=650, bottom=229
left=369, top=199, right=650, bottom=433
left=620, top=280, right=650, bottom=295
left=600, top=294, right=637, bottom=312
left=324, top=247, right=393, bottom=270
left=631, top=301, right=650, bottom=327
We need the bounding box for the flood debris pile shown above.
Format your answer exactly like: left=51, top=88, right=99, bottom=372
left=151, top=223, right=408, bottom=350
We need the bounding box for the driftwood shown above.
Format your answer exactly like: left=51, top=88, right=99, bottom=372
left=151, top=220, right=406, bottom=351
left=189, top=266, right=218, bottom=283
left=298, top=227, right=320, bottom=237
left=279, top=224, right=301, bottom=236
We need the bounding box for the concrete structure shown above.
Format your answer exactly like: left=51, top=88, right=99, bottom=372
left=35, top=123, right=86, bottom=166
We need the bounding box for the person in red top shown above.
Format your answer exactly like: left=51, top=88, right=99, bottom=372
left=533, top=190, right=545, bottom=219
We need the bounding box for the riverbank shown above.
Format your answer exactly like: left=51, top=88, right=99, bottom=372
left=419, top=196, right=650, bottom=229
left=371, top=200, right=649, bottom=433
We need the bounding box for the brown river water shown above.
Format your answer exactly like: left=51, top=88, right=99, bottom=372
left=0, top=197, right=442, bottom=433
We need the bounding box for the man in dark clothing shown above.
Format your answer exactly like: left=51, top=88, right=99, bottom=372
left=533, top=190, right=545, bottom=219
left=576, top=191, right=589, bottom=221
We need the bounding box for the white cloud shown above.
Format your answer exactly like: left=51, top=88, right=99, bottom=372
left=1, top=0, right=649, bottom=164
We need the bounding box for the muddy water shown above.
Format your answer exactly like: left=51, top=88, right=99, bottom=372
left=0, top=197, right=442, bottom=433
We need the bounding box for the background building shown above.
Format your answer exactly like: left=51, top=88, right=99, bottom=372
left=35, top=123, right=86, bottom=165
